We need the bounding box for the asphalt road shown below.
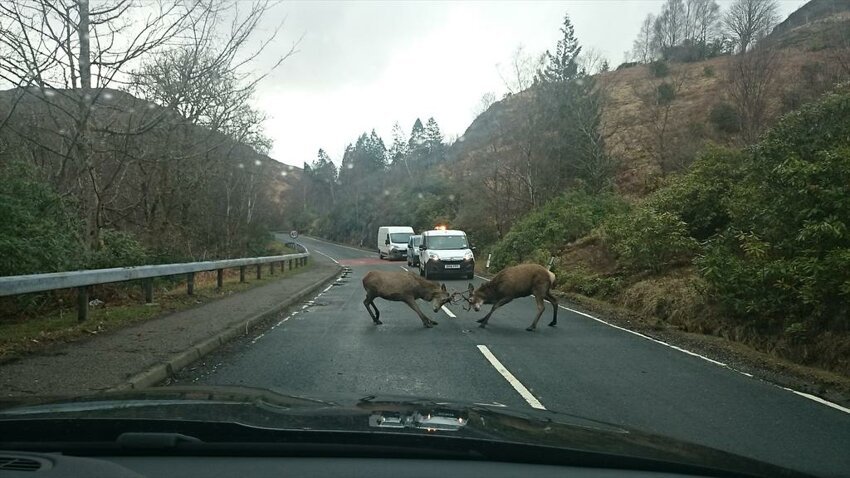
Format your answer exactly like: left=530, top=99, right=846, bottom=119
left=170, top=235, right=850, bottom=477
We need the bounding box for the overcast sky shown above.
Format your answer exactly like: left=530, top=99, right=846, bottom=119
left=253, top=0, right=807, bottom=168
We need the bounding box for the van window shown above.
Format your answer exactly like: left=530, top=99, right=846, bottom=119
left=390, top=233, right=411, bottom=243
left=426, top=235, right=468, bottom=250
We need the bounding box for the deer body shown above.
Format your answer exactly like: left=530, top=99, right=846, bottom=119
left=362, top=270, right=452, bottom=328
left=468, top=263, right=558, bottom=331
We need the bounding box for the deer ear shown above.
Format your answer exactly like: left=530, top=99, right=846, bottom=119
left=441, top=283, right=447, bottom=291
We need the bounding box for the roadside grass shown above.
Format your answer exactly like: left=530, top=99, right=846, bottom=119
left=0, top=258, right=313, bottom=362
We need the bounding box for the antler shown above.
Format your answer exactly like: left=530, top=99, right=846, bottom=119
left=449, top=290, right=473, bottom=311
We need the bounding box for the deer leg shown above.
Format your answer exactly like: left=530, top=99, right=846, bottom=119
left=404, top=298, right=437, bottom=327
left=527, top=294, right=547, bottom=331
left=477, top=297, right=512, bottom=328
left=545, top=292, right=558, bottom=327
left=363, top=295, right=382, bottom=324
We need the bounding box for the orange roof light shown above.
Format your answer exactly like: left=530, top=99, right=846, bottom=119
left=435, top=225, right=447, bottom=231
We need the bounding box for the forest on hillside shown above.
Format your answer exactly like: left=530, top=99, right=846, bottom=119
left=0, top=0, right=297, bottom=277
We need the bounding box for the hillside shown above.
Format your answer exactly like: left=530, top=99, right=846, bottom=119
left=448, top=2, right=850, bottom=197
left=0, top=87, right=302, bottom=273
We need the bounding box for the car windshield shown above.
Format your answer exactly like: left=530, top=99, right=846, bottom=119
left=390, top=233, right=411, bottom=244
left=427, top=235, right=468, bottom=250
left=2, top=1, right=849, bottom=477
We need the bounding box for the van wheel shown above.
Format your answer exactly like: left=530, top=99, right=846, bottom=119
left=466, top=272, right=474, bottom=280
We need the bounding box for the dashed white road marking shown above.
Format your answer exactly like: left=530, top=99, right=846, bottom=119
left=441, top=305, right=456, bottom=318
left=477, top=345, right=546, bottom=410
left=400, top=266, right=408, bottom=271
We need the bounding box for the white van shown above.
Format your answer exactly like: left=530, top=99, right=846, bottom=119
left=377, top=226, right=414, bottom=260
left=418, top=229, right=475, bottom=279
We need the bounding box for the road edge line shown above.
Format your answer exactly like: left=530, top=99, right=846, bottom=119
left=113, top=264, right=344, bottom=391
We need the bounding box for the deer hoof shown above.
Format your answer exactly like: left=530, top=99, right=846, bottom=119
left=430, top=320, right=439, bottom=326
left=526, top=327, right=535, bottom=332
left=374, top=320, right=383, bottom=325
left=478, top=323, right=487, bottom=329
left=476, top=317, right=486, bottom=324
left=548, top=321, right=557, bottom=327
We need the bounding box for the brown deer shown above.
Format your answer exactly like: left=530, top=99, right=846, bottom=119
left=465, top=263, right=558, bottom=331
left=362, top=270, right=454, bottom=328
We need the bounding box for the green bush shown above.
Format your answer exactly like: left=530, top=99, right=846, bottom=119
left=656, top=83, right=676, bottom=104
left=697, top=92, right=850, bottom=330
left=0, top=162, right=82, bottom=275
left=648, top=146, right=744, bottom=241
left=709, top=102, right=741, bottom=134
left=601, top=206, right=698, bottom=272
left=86, top=229, right=149, bottom=269
left=490, top=191, right=626, bottom=271
left=649, top=60, right=669, bottom=78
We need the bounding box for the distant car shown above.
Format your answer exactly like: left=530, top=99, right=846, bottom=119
left=407, top=235, right=422, bottom=266
left=378, top=226, right=413, bottom=260
left=418, top=229, right=475, bottom=280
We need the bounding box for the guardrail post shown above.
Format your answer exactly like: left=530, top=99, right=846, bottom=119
left=187, top=272, right=195, bottom=295
left=77, top=286, right=89, bottom=322
left=270, top=262, right=275, bottom=275
left=143, top=279, right=153, bottom=303
left=216, top=269, right=223, bottom=289
left=239, top=266, right=246, bottom=283
left=289, top=259, right=292, bottom=270
left=256, top=264, right=262, bottom=280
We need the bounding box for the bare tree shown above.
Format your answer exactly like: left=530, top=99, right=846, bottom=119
left=688, top=0, right=721, bottom=46
left=724, top=0, right=779, bottom=53
left=653, top=0, right=686, bottom=57
left=474, top=91, right=497, bottom=117
left=632, top=14, right=656, bottom=63
left=496, top=44, right=540, bottom=94
left=578, top=47, right=608, bottom=75
left=633, top=65, right=693, bottom=172
left=726, top=46, right=779, bottom=142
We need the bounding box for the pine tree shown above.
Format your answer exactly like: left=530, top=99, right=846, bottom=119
left=536, top=13, right=582, bottom=84
left=408, top=118, right=426, bottom=150
left=424, top=117, right=443, bottom=146
left=389, top=122, right=409, bottom=164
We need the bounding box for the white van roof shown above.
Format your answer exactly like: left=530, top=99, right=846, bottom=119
left=380, top=226, right=414, bottom=231
left=422, top=229, right=466, bottom=236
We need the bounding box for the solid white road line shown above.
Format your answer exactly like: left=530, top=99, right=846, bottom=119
left=556, top=304, right=850, bottom=415
left=441, top=305, right=456, bottom=318
left=477, top=345, right=546, bottom=410
left=311, top=248, right=340, bottom=264
left=400, top=266, right=408, bottom=271
left=783, top=388, right=850, bottom=415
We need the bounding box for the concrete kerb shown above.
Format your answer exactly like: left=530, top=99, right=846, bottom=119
left=114, top=264, right=343, bottom=391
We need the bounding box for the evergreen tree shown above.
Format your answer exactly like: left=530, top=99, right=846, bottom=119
left=389, top=122, right=409, bottom=165
left=536, top=13, right=582, bottom=84
left=424, top=117, right=443, bottom=146
left=409, top=118, right=427, bottom=150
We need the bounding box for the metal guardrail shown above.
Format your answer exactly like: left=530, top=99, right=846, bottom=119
left=0, top=242, right=310, bottom=322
